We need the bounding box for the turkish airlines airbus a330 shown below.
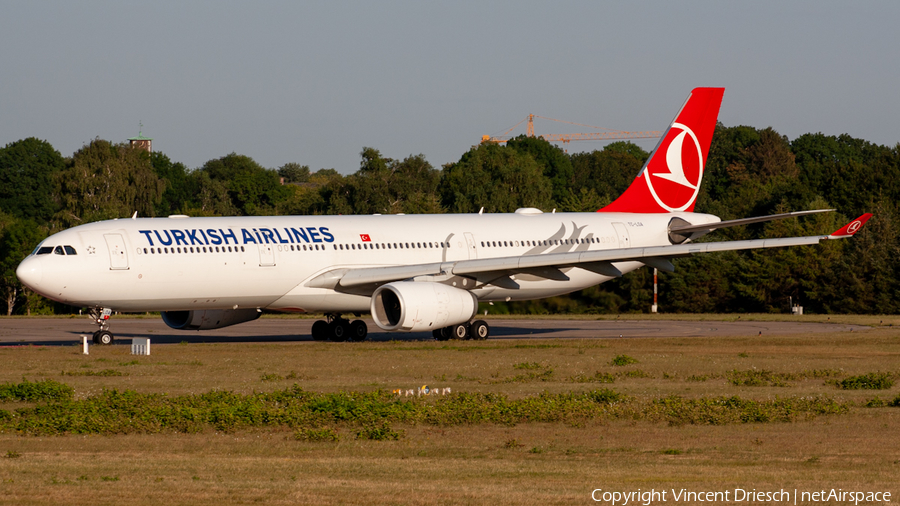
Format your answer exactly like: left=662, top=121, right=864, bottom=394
left=16, top=88, right=871, bottom=344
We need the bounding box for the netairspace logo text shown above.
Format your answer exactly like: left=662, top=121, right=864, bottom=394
left=591, top=488, right=892, bottom=505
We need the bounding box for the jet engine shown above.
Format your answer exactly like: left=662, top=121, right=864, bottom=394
left=161, top=308, right=261, bottom=330
left=370, top=281, right=478, bottom=332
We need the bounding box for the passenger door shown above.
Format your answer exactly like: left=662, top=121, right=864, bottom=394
left=104, top=234, right=129, bottom=270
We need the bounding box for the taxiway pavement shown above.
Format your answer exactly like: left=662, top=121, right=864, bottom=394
left=0, top=316, right=868, bottom=346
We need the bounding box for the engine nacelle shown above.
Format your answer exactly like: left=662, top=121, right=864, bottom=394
left=161, top=309, right=261, bottom=330
left=371, top=282, right=478, bottom=332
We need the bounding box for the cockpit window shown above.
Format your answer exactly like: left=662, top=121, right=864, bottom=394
left=54, top=246, right=65, bottom=255
left=36, top=246, right=53, bottom=255
left=64, top=245, right=77, bottom=255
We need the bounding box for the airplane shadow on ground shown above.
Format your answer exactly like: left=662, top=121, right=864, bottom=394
left=0, top=324, right=571, bottom=347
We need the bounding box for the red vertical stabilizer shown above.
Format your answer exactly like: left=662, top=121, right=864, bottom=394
left=599, top=87, right=724, bottom=213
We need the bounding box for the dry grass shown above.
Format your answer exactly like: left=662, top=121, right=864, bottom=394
left=1, top=319, right=899, bottom=505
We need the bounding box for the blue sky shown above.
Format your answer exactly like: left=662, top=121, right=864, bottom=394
left=2, top=1, right=898, bottom=173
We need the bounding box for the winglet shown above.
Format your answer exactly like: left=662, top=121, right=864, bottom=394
left=829, top=214, right=873, bottom=238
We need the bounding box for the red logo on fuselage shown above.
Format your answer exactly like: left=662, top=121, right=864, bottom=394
left=643, top=122, right=704, bottom=212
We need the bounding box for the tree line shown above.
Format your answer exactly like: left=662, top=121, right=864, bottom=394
left=1, top=125, right=898, bottom=315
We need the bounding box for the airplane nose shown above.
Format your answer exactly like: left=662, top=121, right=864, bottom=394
left=16, top=257, right=42, bottom=289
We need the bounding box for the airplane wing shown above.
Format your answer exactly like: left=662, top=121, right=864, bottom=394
left=668, top=209, right=834, bottom=235
left=309, top=214, right=872, bottom=293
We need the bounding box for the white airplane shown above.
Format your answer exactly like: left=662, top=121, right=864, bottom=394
left=16, top=88, right=871, bottom=345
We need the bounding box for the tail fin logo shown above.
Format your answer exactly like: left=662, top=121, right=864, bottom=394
left=644, top=122, right=703, bottom=212
left=846, top=220, right=863, bottom=235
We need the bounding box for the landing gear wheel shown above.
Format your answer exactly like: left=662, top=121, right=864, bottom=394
left=89, top=307, right=114, bottom=346
left=329, top=320, right=348, bottom=342
left=311, top=320, right=329, bottom=341
left=94, top=330, right=114, bottom=346
left=349, top=320, right=368, bottom=342
left=451, top=323, right=469, bottom=340
left=470, top=320, right=489, bottom=340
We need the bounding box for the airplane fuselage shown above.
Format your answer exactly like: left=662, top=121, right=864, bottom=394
left=18, top=210, right=719, bottom=313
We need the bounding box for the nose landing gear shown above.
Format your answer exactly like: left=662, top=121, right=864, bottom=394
left=89, top=307, right=115, bottom=345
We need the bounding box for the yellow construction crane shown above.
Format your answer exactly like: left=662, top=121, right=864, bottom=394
left=481, top=114, right=661, bottom=144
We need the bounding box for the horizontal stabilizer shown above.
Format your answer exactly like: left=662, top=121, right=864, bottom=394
left=669, top=209, right=834, bottom=235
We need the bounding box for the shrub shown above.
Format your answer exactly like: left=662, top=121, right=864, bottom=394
left=357, top=422, right=402, bottom=441
left=569, top=372, right=615, bottom=384
left=610, top=355, right=638, bottom=367
left=294, top=427, right=340, bottom=442
left=837, top=373, right=894, bottom=390
left=503, top=439, right=524, bottom=449
left=864, top=397, right=886, bottom=408
left=621, top=369, right=653, bottom=379
left=727, top=369, right=794, bottom=387
left=585, top=389, right=625, bottom=405
left=500, top=363, right=554, bottom=383
left=651, top=395, right=849, bottom=426
left=61, top=369, right=126, bottom=377
left=0, top=379, right=74, bottom=402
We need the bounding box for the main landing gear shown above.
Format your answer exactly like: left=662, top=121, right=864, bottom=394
left=311, top=314, right=368, bottom=342
left=89, top=307, right=115, bottom=345
left=432, top=320, right=490, bottom=341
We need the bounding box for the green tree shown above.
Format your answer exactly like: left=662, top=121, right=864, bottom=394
left=56, top=139, right=165, bottom=227
left=314, top=149, right=442, bottom=215
left=570, top=142, right=647, bottom=208
left=0, top=218, right=47, bottom=315
left=151, top=152, right=192, bottom=216
left=0, top=138, right=64, bottom=222
left=439, top=143, right=552, bottom=213
left=196, top=153, right=290, bottom=216
left=506, top=135, right=574, bottom=206
left=792, top=133, right=900, bottom=213
left=278, top=163, right=310, bottom=184
left=183, top=171, right=238, bottom=217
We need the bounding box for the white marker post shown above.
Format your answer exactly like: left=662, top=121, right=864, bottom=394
left=131, top=338, right=150, bottom=356
left=82, top=335, right=89, bottom=355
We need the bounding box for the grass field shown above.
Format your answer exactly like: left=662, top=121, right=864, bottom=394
left=1, top=316, right=899, bottom=505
